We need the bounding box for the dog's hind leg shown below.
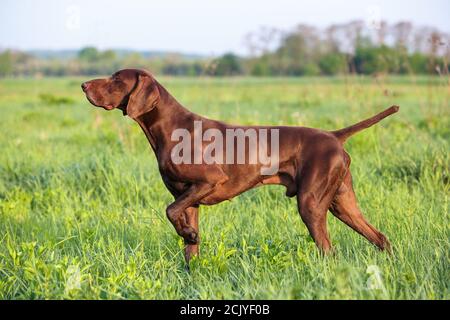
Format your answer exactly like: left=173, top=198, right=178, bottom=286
left=184, top=206, right=199, bottom=262
left=296, top=149, right=346, bottom=253
left=297, top=192, right=332, bottom=252
left=329, top=172, right=391, bottom=252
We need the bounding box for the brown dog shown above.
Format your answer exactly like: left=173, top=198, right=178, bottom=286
left=82, top=68, right=398, bottom=262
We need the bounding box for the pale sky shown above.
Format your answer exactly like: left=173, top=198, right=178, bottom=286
left=1, top=0, right=449, bottom=55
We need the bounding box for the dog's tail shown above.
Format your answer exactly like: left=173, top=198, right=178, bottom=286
left=331, top=105, right=399, bottom=143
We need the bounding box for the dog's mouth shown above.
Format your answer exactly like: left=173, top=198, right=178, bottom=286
left=84, top=92, right=114, bottom=110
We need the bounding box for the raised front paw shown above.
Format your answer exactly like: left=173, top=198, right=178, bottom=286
left=183, top=227, right=199, bottom=244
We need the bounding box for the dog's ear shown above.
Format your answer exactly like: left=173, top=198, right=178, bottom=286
left=126, top=74, right=160, bottom=118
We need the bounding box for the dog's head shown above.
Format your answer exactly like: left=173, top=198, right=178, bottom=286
left=81, top=69, right=160, bottom=118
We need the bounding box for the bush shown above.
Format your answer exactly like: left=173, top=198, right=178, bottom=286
left=209, top=53, right=243, bottom=76
left=319, top=53, right=347, bottom=75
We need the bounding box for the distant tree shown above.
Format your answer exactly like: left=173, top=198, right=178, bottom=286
left=343, top=20, right=365, bottom=54
left=276, top=33, right=307, bottom=75
left=162, top=62, right=203, bottom=76
left=190, top=63, right=204, bottom=76
left=122, top=52, right=147, bottom=69
left=376, top=21, right=388, bottom=45
left=273, top=25, right=322, bottom=75
left=78, top=47, right=99, bottom=62
left=100, top=50, right=117, bottom=61
left=408, top=52, right=429, bottom=74
left=0, top=50, right=13, bottom=76
left=392, top=22, right=413, bottom=49
left=210, top=53, right=242, bottom=76
left=97, top=50, right=118, bottom=74
left=250, top=55, right=272, bottom=76
left=353, top=41, right=400, bottom=74
left=319, top=53, right=347, bottom=75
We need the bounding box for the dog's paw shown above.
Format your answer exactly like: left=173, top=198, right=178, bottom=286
left=183, top=228, right=199, bottom=245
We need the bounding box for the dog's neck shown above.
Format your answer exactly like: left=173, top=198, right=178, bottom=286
left=132, top=82, right=201, bottom=155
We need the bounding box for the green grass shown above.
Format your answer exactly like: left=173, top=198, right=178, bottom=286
left=0, top=75, right=448, bottom=299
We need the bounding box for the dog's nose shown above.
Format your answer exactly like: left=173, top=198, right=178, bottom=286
left=81, top=82, right=90, bottom=92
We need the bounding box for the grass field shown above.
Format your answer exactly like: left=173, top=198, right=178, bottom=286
left=0, top=75, right=448, bottom=299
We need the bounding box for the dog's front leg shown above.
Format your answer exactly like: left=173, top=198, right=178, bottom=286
left=184, top=206, right=199, bottom=262
left=166, top=183, right=214, bottom=262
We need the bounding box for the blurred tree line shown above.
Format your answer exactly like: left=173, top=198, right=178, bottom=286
left=0, top=21, right=448, bottom=77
